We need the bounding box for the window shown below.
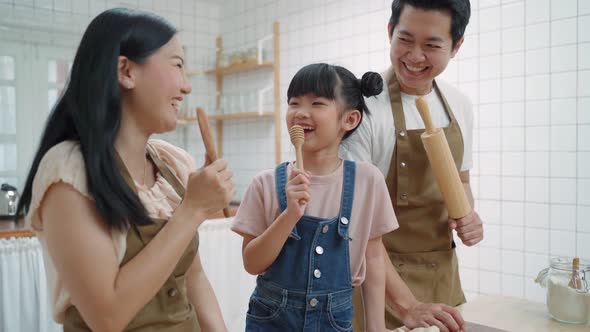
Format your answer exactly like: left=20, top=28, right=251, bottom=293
left=47, top=59, right=70, bottom=111
left=0, top=56, right=18, bottom=188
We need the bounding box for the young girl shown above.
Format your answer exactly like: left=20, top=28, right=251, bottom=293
left=17, top=8, right=234, bottom=331
left=231, top=63, right=399, bottom=331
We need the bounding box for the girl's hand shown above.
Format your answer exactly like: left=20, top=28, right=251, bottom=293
left=284, top=168, right=311, bottom=220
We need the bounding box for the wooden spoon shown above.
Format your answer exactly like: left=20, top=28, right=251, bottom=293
left=196, top=107, right=231, bottom=218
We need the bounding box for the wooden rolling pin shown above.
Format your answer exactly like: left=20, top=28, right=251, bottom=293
left=196, top=107, right=231, bottom=218
left=415, top=97, right=472, bottom=219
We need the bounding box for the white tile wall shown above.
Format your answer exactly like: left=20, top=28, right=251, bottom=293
left=551, top=18, right=577, bottom=46
left=526, top=23, right=550, bottom=50
left=526, top=100, right=550, bottom=125
left=550, top=204, right=577, bottom=231
left=502, top=152, right=524, bottom=175
left=551, top=98, right=577, bottom=125
left=526, top=177, right=550, bottom=202
left=525, top=0, right=549, bottom=24
left=581, top=205, right=590, bottom=232
left=525, top=202, right=550, bottom=228
left=551, top=0, right=578, bottom=20
left=550, top=151, right=576, bottom=177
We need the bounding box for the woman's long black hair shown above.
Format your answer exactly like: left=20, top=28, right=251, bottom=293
left=17, top=8, right=177, bottom=230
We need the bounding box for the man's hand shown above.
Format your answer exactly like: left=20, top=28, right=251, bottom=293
left=449, top=210, right=483, bottom=247
left=401, top=302, right=465, bottom=332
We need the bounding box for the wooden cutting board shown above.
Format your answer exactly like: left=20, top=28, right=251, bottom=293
left=395, top=322, right=508, bottom=332
left=464, top=321, right=508, bottom=332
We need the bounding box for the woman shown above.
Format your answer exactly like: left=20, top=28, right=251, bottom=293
left=16, top=8, right=235, bottom=331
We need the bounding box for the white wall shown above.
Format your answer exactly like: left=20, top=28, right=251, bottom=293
left=454, top=0, right=590, bottom=302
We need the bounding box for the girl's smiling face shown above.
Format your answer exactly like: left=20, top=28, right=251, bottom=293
left=287, top=93, right=360, bottom=153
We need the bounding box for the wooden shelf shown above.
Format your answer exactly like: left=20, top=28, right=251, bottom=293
left=185, top=21, right=281, bottom=164
left=177, top=112, right=274, bottom=124
left=176, top=117, right=197, bottom=125
left=210, top=111, right=275, bottom=120
left=186, top=70, right=202, bottom=77
left=205, top=61, right=273, bottom=76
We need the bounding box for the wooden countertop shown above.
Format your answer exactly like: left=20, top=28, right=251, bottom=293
left=0, top=207, right=237, bottom=239
left=457, top=295, right=589, bottom=332
left=0, top=217, right=33, bottom=238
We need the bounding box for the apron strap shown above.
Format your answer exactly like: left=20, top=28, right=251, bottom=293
left=114, top=148, right=139, bottom=194
left=274, top=162, right=301, bottom=240
left=433, top=80, right=458, bottom=125
left=432, top=80, right=465, bottom=150
left=275, top=162, right=289, bottom=212
left=386, top=72, right=410, bottom=207
left=385, top=69, right=407, bottom=132
left=337, top=160, right=356, bottom=241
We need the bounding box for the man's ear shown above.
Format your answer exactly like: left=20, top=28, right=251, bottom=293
left=118, top=56, right=136, bottom=89
left=387, top=22, right=393, bottom=42
left=450, top=37, right=465, bottom=59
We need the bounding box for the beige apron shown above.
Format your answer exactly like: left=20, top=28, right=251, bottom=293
left=63, top=144, right=201, bottom=331
left=353, top=72, right=466, bottom=331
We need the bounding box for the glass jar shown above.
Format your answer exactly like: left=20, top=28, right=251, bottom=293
left=245, top=47, right=258, bottom=63
left=536, top=257, right=590, bottom=324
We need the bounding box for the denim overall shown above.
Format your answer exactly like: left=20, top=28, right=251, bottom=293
left=245, top=160, right=356, bottom=332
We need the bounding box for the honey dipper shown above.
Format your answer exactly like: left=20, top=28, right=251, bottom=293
left=569, top=257, right=583, bottom=290
left=288, top=125, right=307, bottom=205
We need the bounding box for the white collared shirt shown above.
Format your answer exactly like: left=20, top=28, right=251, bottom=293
left=340, top=76, right=474, bottom=175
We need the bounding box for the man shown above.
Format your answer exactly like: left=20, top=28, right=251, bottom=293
left=341, top=1, right=483, bottom=331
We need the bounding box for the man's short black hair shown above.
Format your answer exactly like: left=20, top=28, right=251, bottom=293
left=388, top=0, right=471, bottom=48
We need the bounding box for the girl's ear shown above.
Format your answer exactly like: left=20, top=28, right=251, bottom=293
left=342, top=110, right=361, bottom=132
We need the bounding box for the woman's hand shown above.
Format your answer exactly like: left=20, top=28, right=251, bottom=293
left=181, top=158, right=235, bottom=221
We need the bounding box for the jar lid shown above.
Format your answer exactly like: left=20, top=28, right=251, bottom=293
left=550, top=257, right=590, bottom=272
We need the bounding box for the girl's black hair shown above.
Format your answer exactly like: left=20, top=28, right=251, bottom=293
left=287, top=63, right=383, bottom=139
left=17, top=8, right=177, bottom=230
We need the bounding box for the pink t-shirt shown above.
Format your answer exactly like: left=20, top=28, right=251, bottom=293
left=231, top=161, right=399, bottom=286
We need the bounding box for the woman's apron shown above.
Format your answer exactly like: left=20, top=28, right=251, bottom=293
left=63, top=144, right=201, bottom=331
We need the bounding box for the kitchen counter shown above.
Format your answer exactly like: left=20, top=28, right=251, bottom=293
left=457, top=295, right=589, bottom=331
left=0, top=206, right=238, bottom=239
